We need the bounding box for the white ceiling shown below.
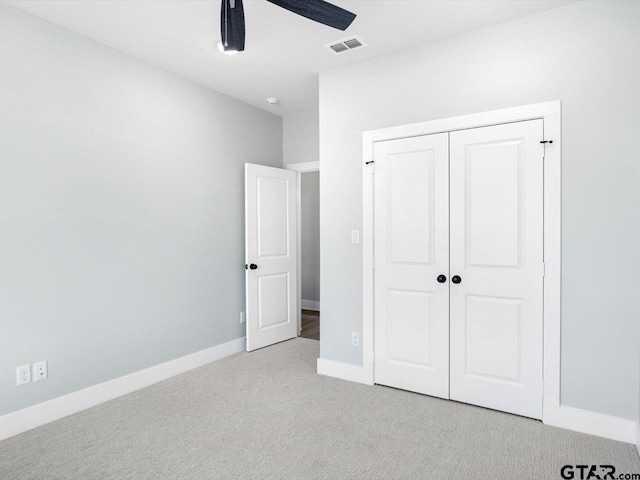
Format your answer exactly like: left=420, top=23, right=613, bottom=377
left=4, top=0, right=576, bottom=116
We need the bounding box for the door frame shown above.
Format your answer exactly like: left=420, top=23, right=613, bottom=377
left=361, top=101, right=561, bottom=425
left=286, top=161, right=320, bottom=335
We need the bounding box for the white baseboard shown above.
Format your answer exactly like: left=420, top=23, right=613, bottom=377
left=315, top=365, right=637, bottom=445
left=317, top=358, right=373, bottom=385
left=301, top=299, right=320, bottom=311
left=543, top=397, right=636, bottom=444
left=0, top=337, right=246, bottom=442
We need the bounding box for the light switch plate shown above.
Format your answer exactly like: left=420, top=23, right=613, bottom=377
left=351, top=229, right=360, bottom=244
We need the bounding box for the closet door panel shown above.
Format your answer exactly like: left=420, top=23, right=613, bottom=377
left=449, top=120, right=544, bottom=419
left=373, top=133, right=449, bottom=399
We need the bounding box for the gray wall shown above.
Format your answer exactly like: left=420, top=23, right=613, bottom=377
left=319, top=0, right=640, bottom=420
left=283, top=110, right=319, bottom=166
left=0, top=4, right=282, bottom=416
left=301, top=172, right=320, bottom=304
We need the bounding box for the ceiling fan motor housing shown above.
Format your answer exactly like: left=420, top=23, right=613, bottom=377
left=220, top=0, right=245, bottom=52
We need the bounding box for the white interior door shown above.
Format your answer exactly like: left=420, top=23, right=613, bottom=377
left=373, top=133, right=450, bottom=398
left=245, top=163, right=297, bottom=351
left=449, top=120, right=544, bottom=419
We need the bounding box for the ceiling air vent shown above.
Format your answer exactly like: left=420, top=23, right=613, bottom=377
left=325, top=35, right=367, bottom=55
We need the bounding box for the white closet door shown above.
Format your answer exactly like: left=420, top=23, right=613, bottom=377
left=374, top=133, right=450, bottom=398
left=449, top=120, right=544, bottom=419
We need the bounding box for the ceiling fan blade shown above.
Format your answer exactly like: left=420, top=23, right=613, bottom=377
left=220, top=0, right=245, bottom=52
left=266, top=0, right=356, bottom=31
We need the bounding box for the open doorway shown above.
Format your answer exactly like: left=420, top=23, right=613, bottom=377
left=299, top=170, right=320, bottom=340
left=244, top=161, right=319, bottom=351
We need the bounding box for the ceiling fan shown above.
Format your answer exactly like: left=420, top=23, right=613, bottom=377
left=220, top=0, right=357, bottom=53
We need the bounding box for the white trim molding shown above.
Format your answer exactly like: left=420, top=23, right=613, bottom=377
left=317, top=358, right=374, bottom=385
left=301, top=299, right=320, bottom=311
left=543, top=398, right=637, bottom=444
left=286, top=161, right=320, bottom=172
left=0, top=337, right=246, bottom=442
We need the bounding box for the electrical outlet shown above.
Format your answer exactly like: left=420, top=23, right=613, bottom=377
left=17, top=365, right=31, bottom=386
left=33, top=361, right=48, bottom=382
left=240, top=311, right=246, bottom=324
left=351, top=332, right=360, bottom=347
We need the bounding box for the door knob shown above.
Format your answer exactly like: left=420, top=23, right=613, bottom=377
left=437, top=274, right=447, bottom=283
left=245, top=263, right=258, bottom=270
left=452, top=275, right=461, bottom=284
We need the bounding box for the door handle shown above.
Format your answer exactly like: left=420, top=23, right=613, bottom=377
left=245, top=263, right=258, bottom=270
left=452, top=275, right=462, bottom=284
left=437, top=274, right=447, bottom=283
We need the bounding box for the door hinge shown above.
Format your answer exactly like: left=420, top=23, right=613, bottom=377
left=542, top=262, right=545, bottom=278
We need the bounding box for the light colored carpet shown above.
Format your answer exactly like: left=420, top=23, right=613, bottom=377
left=1, top=338, right=639, bottom=479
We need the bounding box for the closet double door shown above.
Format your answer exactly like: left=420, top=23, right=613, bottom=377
left=373, top=120, right=544, bottom=419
